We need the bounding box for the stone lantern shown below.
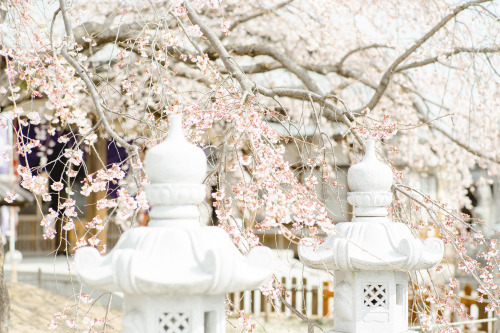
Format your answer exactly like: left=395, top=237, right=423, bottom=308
left=298, top=140, right=444, bottom=333
left=74, top=114, right=273, bottom=333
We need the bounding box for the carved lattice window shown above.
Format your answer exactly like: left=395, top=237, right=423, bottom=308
left=363, top=284, right=387, bottom=308
left=159, top=312, right=190, bottom=332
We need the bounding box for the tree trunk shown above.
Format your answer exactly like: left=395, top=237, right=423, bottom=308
left=0, top=230, right=9, bottom=333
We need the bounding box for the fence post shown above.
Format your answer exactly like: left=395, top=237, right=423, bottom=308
left=253, top=290, right=261, bottom=316
left=37, top=268, right=41, bottom=288
left=305, top=278, right=313, bottom=317
left=244, top=290, right=251, bottom=313
left=295, top=283, right=303, bottom=315
left=284, top=276, right=292, bottom=317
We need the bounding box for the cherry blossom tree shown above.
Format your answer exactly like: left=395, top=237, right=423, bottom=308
left=1, top=0, right=500, bottom=331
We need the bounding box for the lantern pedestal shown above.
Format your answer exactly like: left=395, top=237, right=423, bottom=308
left=331, top=270, right=408, bottom=333
left=123, top=294, right=224, bottom=333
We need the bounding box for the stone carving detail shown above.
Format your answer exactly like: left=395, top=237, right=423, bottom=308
left=297, top=221, right=444, bottom=271
left=347, top=192, right=392, bottom=209
left=159, top=312, right=190, bottom=332
left=146, top=184, right=206, bottom=206
left=363, top=284, right=387, bottom=308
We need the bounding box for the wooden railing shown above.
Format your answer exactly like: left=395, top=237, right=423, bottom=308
left=16, top=214, right=55, bottom=256
left=15, top=213, right=122, bottom=256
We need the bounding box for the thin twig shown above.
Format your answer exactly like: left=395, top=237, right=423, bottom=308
left=228, top=0, right=293, bottom=32
left=278, top=295, right=322, bottom=333
left=396, top=46, right=500, bottom=72
left=102, top=293, right=113, bottom=332
left=413, top=101, right=499, bottom=164
left=338, top=43, right=393, bottom=68
left=364, top=0, right=492, bottom=112
left=61, top=46, right=134, bottom=153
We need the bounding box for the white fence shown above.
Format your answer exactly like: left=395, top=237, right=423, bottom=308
left=229, top=251, right=499, bottom=333
left=229, top=250, right=333, bottom=318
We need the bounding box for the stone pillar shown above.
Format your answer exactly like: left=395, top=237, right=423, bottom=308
left=298, top=140, right=444, bottom=333
left=74, top=114, right=273, bottom=333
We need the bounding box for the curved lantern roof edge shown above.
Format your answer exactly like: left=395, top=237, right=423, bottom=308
left=74, top=113, right=274, bottom=297
left=298, top=139, right=444, bottom=272
left=298, top=221, right=443, bottom=271
left=75, top=226, right=274, bottom=295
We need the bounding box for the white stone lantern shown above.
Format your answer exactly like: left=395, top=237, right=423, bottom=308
left=298, top=140, right=444, bottom=333
left=74, top=114, right=273, bottom=333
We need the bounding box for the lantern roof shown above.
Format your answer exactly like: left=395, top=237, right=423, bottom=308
left=299, top=140, right=443, bottom=271
left=75, top=114, right=273, bottom=295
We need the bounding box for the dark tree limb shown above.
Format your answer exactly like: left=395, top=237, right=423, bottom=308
left=184, top=1, right=254, bottom=94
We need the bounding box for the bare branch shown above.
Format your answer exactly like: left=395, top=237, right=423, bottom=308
left=338, top=43, right=393, bottom=68
left=255, top=86, right=365, bottom=147
left=184, top=0, right=253, bottom=93
left=61, top=46, right=133, bottom=152
left=171, top=61, right=212, bottom=85
left=364, top=0, right=492, bottom=112
left=74, top=22, right=141, bottom=50
left=396, top=46, right=500, bottom=72
left=333, top=67, right=379, bottom=90
left=413, top=101, right=500, bottom=164
left=218, top=44, right=380, bottom=92
left=58, top=0, right=74, bottom=40
left=279, top=295, right=322, bottom=333
left=228, top=0, right=293, bottom=32
left=49, top=7, right=61, bottom=51
left=58, top=0, right=134, bottom=152
left=228, top=44, right=322, bottom=93
left=183, top=1, right=364, bottom=147
left=220, top=61, right=282, bottom=74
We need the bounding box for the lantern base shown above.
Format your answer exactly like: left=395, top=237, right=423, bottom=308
left=331, top=270, right=410, bottom=333
left=123, top=294, right=225, bottom=333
